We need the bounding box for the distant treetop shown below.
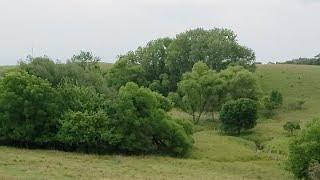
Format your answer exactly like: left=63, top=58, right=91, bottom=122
left=283, top=53, right=320, bottom=65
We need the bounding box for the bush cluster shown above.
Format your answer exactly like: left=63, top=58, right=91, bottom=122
left=0, top=28, right=261, bottom=155
left=288, top=118, right=320, bottom=179
left=283, top=121, right=300, bottom=135
left=0, top=65, right=192, bottom=156
left=260, top=90, right=283, bottom=118
left=219, top=98, right=258, bottom=135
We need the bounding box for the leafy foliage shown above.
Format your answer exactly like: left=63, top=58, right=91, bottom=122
left=260, top=90, right=283, bottom=118
left=0, top=28, right=261, bottom=157
left=269, top=90, right=283, bottom=108
left=219, top=66, right=260, bottom=101
left=288, top=118, right=320, bottom=179
left=20, top=55, right=109, bottom=94
left=55, top=83, right=112, bottom=152
left=219, top=98, right=258, bottom=135
left=178, top=62, right=223, bottom=123
left=167, top=92, right=184, bottom=108
left=57, top=83, right=107, bottom=112
left=70, top=51, right=101, bottom=70
left=106, top=28, right=255, bottom=94
left=0, top=70, right=193, bottom=155
left=178, top=63, right=259, bottom=124
left=106, top=82, right=193, bottom=155
left=106, top=56, right=147, bottom=90
left=0, top=71, right=61, bottom=143
left=283, top=121, right=300, bottom=135
left=57, top=111, right=111, bottom=152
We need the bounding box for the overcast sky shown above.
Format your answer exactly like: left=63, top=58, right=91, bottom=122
left=0, top=0, right=319, bottom=65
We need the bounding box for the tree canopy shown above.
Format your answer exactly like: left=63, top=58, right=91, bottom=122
left=106, top=28, right=256, bottom=94
left=178, top=62, right=223, bottom=123
left=219, top=98, right=258, bottom=135
left=0, top=71, right=61, bottom=143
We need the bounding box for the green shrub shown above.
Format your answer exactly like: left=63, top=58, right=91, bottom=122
left=288, top=118, right=320, bottom=179
left=269, top=90, right=283, bottom=108
left=20, top=55, right=109, bottom=94
left=219, top=98, right=258, bottom=135
left=173, top=119, right=194, bottom=136
left=260, top=90, right=283, bottom=118
left=0, top=71, right=61, bottom=144
left=259, top=96, right=276, bottom=118
left=283, top=121, right=300, bottom=135
left=106, top=58, right=147, bottom=90
left=107, top=82, right=193, bottom=155
left=154, top=92, right=173, bottom=112
left=168, top=92, right=183, bottom=108
left=0, top=72, right=192, bottom=156
left=57, top=111, right=110, bottom=152
left=57, top=83, right=107, bottom=112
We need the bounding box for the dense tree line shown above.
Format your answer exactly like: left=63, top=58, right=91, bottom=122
left=283, top=53, right=320, bottom=65
left=0, top=28, right=262, bottom=156
left=0, top=67, right=193, bottom=155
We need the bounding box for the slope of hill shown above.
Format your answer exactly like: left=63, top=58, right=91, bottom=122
left=252, top=64, right=320, bottom=155
left=1, top=64, right=320, bottom=179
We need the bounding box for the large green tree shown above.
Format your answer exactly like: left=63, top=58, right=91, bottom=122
left=178, top=62, right=223, bottom=123
left=219, top=98, right=258, bottom=135
left=106, top=28, right=255, bottom=94
left=219, top=66, right=260, bottom=101
left=166, top=28, right=255, bottom=90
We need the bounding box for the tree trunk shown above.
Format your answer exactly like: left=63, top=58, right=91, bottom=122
left=196, top=112, right=203, bottom=124
left=211, top=111, right=215, bottom=121
left=192, top=113, right=196, bottom=123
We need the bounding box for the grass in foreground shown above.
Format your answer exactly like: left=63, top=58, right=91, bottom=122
left=0, top=132, right=292, bottom=180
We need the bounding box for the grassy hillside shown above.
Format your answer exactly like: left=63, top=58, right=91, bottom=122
left=252, top=64, right=320, bottom=156
left=1, top=64, right=320, bottom=179
left=257, top=64, right=320, bottom=122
